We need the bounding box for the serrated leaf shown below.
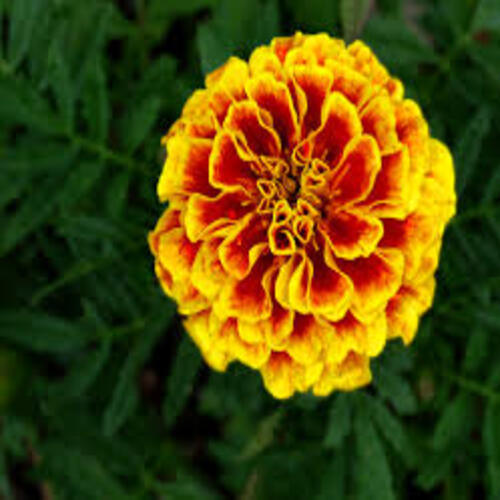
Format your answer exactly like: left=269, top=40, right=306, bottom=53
left=432, top=392, right=474, bottom=450
left=354, top=400, right=395, bottom=500
left=341, top=0, right=372, bottom=41
left=368, top=396, right=415, bottom=466
left=324, top=393, right=352, bottom=449
left=105, top=171, right=132, bottom=218
left=416, top=451, right=454, bottom=491
left=484, top=401, right=500, bottom=497
left=454, top=106, right=491, bottom=196
left=373, top=366, right=417, bottom=415
left=0, top=311, right=88, bottom=353
left=463, top=328, right=489, bottom=373
left=7, top=0, right=43, bottom=70
left=163, top=336, right=202, bottom=429
left=120, top=97, right=161, bottom=154
left=103, top=307, right=174, bottom=436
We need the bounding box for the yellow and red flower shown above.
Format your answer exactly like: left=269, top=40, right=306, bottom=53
left=149, top=33, right=456, bottom=399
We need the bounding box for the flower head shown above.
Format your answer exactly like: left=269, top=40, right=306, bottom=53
left=149, top=33, right=456, bottom=399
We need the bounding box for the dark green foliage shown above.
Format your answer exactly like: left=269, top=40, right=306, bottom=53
left=1, top=0, right=500, bottom=498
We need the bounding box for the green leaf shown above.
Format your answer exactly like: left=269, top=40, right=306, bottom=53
left=463, top=328, right=489, bottom=373
left=83, top=58, right=109, bottom=143
left=38, top=442, right=130, bottom=500
left=120, top=97, right=161, bottom=154
left=373, top=365, right=417, bottom=415
left=163, top=336, right=202, bottom=429
left=354, top=399, right=395, bottom=500
left=48, top=39, right=75, bottom=132
left=284, top=0, right=339, bottom=32
left=239, top=409, right=284, bottom=460
left=0, top=451, right=11, bottom=500
left=153, top=476, right=221, bottom=500
left=323, top=393, right=352, bottom=449
left=454, top=106, right=491, bottom=196
left=103, top=307, right=174, bottom=436
left=368, top=396, right=415, bottom=466
left=197, top=24, right=230, bottom=75
left=7, top=0, right=43, bottom=70
left=484, top=401, right=500, bottom=498
left=316, top=449, right=346, bottom=500
left=0, top=311, right=88, bottom=353
left=432, top=392, right=474, bottom=450
left=0, top=74, right=62, bottom=133
left=340, top=0, right=372, bottom=41
left=472, top=0, right=500, bottom=34
left=105, top=171, right=132, bottom=218
left=416, top=452, right=454, bottom=490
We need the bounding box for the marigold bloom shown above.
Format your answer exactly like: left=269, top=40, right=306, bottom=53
left=149, top=33, right=456, bottom=399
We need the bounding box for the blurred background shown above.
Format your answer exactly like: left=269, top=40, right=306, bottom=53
left=1, top=0, right=500, bottom=498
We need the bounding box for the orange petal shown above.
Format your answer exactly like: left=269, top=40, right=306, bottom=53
left=261, top=352, right=295, bottom=399
left=308, top=246, right=352, bottom=321
left=268, top=223, right=296, bottom=256
left=158, top=137, right=217, bottom=200
left=287, top=314, right=325, bottom=365
left=219, top=213, right=270, bottom=279
left=264, top=301, right=295, bottom=350
left=271, top=34, right=303, bottom=63
left=223, top=100, right=281, bottom=156
left=249, top=46, right=283, bottom=79
left=148, top=208, right=181, bottom=255
left=157, top=227, right=200, bottom=282
left=326, top=312, right=387, bottom=363
left=209, top=132, right=260, bottom=195
left=308, top=92, right=362, bottom=167
left=360, top=146, right=411, bottom=219
left=191, top=237, right=227, bottom=300
left=325, top=60, right=373, bottom=108
left=313, top=351, right=372, bottom=396
left=185, top=191, right=254, bottom=242
left=380, top=213, right=437, bottom=281
left=291, top=64, right=333, bottom=134
left=328, top=135, right=381, bottom=207
left=320, top=209, right=383, bottom=259
left=288, top=252, right=313, bottom=314
left=337, top=248, right=404, bottom=320
left=245, top=74, right=300, bottom=148
left=361, top=95, right=400, bottom=155
left=302, top=34, right=346, bottom=65
left=214, top=254, right=274, bottom=321
left=395, top=100, right=429, bottom=211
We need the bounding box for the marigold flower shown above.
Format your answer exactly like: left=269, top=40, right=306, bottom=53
left=149, top=33, right=456, bottom=399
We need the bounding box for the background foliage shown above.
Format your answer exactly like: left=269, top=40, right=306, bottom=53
left=0, top=0, right=500, bottom=498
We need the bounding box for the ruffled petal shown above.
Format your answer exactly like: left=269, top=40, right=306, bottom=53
left=185, top=191, right=254, bottom=242
left=191, top=237, right=227, bottom=300
left=214, top=254, right=274, bottom=322
left=158, top=137, right=217, bottom=200
left=246, top=73, right=300, bottom=148
left=290, top=64, right=333, bottom=134
left=337, top=249, right=404, bottom=320
left=320, top=209, right=383, bottom=259
left=223, top=100, right=281, bottom=156
left=209, top=132, right=260, bottom=195
left=287, top=314, right=325, bottom=365
left=327, top=135, right=381, bottom=207
left=313, top=351, right=372, bottom=396
left=219, top=212, right=270, bottom=279
left=361, top=95, right=400, bottom=155
left=261, top=352, right=295, bottom=399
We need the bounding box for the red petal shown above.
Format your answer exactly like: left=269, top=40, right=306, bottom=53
left=308, top=247, right=352, bottom=321
left=320, top=209, right=383, bottom=259
left=209, top=132, right=259, bottom=195
left=219, top=213, right=270, bottom=279
left=337, top=249, right=404, bottom=319
left=185, top=192, right=253, bottom=241
left=361, top=95, right=400, bottom=155
left=223, top=100, right=281, bottom=156
left=246, top=74, right=300, bottom=148
left=291, top=65, right=333, bottom=134
left=215, top=254, right=274, bottom=321
left=308, top=92, right=362, bottom=166
left=328, top=135, right=381, bottom=206
left=158, top=137, right=217, bottom=199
